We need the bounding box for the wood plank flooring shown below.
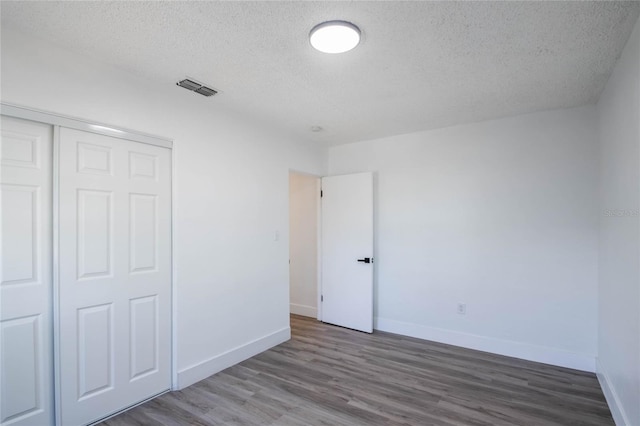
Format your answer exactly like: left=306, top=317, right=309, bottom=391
left=101, top=315, right=613, bottom=425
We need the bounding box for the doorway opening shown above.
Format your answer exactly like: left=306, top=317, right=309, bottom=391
left=288, top=171, right=321, bottom=320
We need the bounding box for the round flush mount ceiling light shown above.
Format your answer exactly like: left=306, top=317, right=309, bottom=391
left=309, top=21, right=361, bottom=54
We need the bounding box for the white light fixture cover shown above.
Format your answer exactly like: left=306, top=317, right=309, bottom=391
left=310, top=21, right=361, bottom=54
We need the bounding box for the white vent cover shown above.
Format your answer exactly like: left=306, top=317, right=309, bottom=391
left=177, top=78, right=218, bottom=97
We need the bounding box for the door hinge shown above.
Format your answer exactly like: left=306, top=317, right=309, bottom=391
left=320, top=190, right=323, bottom=197
left=321, top=295, right=323, bottom=302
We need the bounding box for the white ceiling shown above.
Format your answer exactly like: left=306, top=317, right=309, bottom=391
left=2, top=1, right=639, bottom=145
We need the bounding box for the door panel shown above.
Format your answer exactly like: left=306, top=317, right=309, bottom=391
left=77, top=303, right=114, bottom=400
left=1, top=185, right=39, bottom=284
left=1, top=315, right=42, bottom=422
left=59, top=128, right=171, bottom=425
left=0, top=116, right=53, bottom=426
left=321, top=172, right=373, bottom=333
left=76, top=189, right=113, bottom=279
left=129, top=194, right=157, bottom=273
left=129, top=295, right=158, bottom=380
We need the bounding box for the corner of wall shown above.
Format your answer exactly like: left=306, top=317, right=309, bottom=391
left=375, top=317, right=596, bottom=372
left=290, top=303, right=318, bottom=318
left=597, top=358, right=632, bottom=426
left=176, top=326, right=290, bottom=390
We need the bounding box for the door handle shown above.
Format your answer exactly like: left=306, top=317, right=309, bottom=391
left=357, top=257, right=372, bottom=264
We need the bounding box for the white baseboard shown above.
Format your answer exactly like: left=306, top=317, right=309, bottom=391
left=290, top=303, right=317, bottom=318
left=176, top=327, right=290, bottom=390
left=597, top=358, right=631, bottom=426
left=374, top=317, right=595, bottom=372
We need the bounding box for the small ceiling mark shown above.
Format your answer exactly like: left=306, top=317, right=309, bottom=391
left=310, top=126, right=324, bottom=132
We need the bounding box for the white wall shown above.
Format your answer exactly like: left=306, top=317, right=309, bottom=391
left=289, top=172, right=319, bottom=318
left=1, top=28, right=327, bottom=389
left=329, top=106, right=599, bottom=371
left=596, top=15, right=640, bottom=426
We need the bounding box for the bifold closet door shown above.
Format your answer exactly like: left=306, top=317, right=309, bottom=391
left=0, top=116, right=54, bottom=425
left=58, top=128, right=171, bottom=425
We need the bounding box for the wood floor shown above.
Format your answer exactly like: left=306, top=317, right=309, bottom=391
left=101, top=315, right=613, bottom=425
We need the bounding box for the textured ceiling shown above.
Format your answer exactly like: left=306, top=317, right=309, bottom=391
left=2, top=1, right=639, bottom=145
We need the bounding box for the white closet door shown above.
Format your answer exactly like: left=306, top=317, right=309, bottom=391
left=58, top=128, right=171, bottom=425
left=0, top=116, right=54, bottom=426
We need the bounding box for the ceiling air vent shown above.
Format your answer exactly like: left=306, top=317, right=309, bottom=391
left=195, top=86, right=218, bottom=97
left=177, top=78, right=218, bottom=97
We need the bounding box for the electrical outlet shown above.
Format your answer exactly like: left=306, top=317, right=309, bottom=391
left=457, top=303, right=466, bottom=315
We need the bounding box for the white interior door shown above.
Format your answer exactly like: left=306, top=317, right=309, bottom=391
left=0, top=116, right=54, bottom=426
left=58, top=128, right=171, bottom=425
left=321, top=172, right=373, bottom=333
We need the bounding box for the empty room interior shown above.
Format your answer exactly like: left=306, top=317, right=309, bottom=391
left=1, top=1, right=640, bottom=425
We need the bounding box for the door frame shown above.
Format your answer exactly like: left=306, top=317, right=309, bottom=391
left=287, top=169, right=323, bottom=322
left=288, top=171, right=376, bottom=326
left=317, top=176, right=323, bottom=321
left=0, top=103, right=176, bottom=424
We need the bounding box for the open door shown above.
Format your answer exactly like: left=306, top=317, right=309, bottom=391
left=321, top=172, right=373, bottom=333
